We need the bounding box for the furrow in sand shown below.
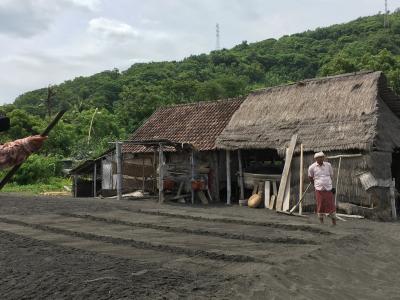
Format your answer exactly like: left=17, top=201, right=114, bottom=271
left=0, top=217, right=266, bottom=264
left=122, top=208, right=331, bottom=235
left=61, top=212, right=318, bottom=245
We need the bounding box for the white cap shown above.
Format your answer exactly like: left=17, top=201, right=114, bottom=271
left=314, top=151, right=325, bottom=159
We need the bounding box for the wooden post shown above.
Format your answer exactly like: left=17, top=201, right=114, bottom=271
left=276, top=135, right=297, bottom=211
left=191, top=151, right=195, bottom=204
left=73, top=175, right=78, bottom=197
left=214, top=152, right=220, bottom=202
left=283, top=169, right=291, bottom=212
left=390, top=179, right=397, bottom=221
left=335, top=156, right=342, bottom=206
left=282, top=148, right=291, bottom=212
left=116, top=141, right=122, bottom=200
left=226, top=150, right=231, bottom=205
left=142, top=157, right=145, bottom=192
left=93, top=163, right=97, bottom=198
left=152, top=150, right=157, bottom=194
left=159, top=144, right=164, bottom=203
left=264, top=181, right=270, bottom=209
left=238, top=149, right=245, bottom=201
left=299, top=144, right=304, bottom=215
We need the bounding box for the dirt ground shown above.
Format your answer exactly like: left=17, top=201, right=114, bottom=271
left=0, top=194, right=399, bottom=299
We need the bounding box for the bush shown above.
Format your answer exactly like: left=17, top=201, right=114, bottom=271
left=5, top=154, right=63, bottom=185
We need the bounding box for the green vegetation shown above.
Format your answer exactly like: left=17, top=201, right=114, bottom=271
left=1, top=177, right=71, bottom=195
left=2, top=12, right=400, bottom=192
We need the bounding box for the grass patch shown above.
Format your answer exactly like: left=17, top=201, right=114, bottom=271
left=1, top=177, right=72, bottom=195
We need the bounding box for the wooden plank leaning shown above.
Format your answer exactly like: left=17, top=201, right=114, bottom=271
left=275, top=134, right=298, bottom=211
left=269, top=181, right=278, bottom=209
left=264, top=180, right=270, bottom=209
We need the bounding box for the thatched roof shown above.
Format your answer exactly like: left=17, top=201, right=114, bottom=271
left=216, top=71, right=400, bottom=154
left=124, top=98, right=244, bottom=153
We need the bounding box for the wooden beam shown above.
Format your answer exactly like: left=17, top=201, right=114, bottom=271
left=73, top=175, right=78, bottom=198
left=299, top=144, right=304, bottom=215
left=282, top=169, right=291, bottom=212
left=214, top=152, right=220, bottom=202
left=116, top=141, right=122, bottom=201
left=276, top=134, right=297, bottom=211
left=191, top=151, right=195, bottom=204
left=226, top=150, right=231, bottom=205
left=334, top=157, right=342, bottom=206
left=269, top=181, right=278, bottom=210
left=238, top=150, right=245, bottom=201
left=336, top=213, right=364, bottom=219
left=269, top=195, right=276, bottom=210
left=158, top=144, right=164, bottom=203
left=390, top=179, right=397, bottom=221
left=142, top=158, right=145, bottom=192
left=272, top=181, right=278, bottom=196
left=264, top=181, right=270, bottom=209
left=327, top=154, right=362, bottom=159
left=93, top=163, right=97, bottom=198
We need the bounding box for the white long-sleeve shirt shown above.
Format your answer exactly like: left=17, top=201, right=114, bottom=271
left=308, top=161, right=333, bottom=191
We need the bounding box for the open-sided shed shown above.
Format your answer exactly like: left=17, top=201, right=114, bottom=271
left=216, top=71, right=400, bottom=219
left=122, top=98, right=244, bottom=202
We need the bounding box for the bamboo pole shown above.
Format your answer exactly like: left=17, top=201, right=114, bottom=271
left=299, top=144, right=304, bottom=215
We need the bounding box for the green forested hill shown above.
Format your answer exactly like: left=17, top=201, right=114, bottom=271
left=3, top=12, right=400, bottom=163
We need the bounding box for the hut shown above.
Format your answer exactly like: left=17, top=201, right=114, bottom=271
left=69, top=148, right=114, bottom=197
left=216, top=71, right=400, bottom=219
left=122, top=98, right=244, bottom=203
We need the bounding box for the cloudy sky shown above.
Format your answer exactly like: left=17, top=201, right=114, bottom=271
left=0, top=0, right=399, bottom=104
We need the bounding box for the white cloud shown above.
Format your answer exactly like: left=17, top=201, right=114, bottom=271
left=0, top=0, right=101, bottom=38
left=88, top=17, right=139, bottom=40
left=65, top=0, right=101, bottom=11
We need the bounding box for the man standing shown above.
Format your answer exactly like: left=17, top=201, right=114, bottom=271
left=308, top=152, right=337, bottom=225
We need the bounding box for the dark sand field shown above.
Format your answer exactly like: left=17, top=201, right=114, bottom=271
left=0, top=194, right=399, bottom=299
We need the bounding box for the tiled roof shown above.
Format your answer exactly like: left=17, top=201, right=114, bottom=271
left=123, top=98, right=244, bottom=153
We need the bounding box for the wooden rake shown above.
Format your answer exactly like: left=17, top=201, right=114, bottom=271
left=277, top=182, right=312, bottom=217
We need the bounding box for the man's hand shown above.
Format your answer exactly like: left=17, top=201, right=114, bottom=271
left=26, top=135, right=47, bottom=152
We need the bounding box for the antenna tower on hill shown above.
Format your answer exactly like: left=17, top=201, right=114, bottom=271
left=216, top=23, right=220, bottom=50
left=384, top=0, right=389, bottom=27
